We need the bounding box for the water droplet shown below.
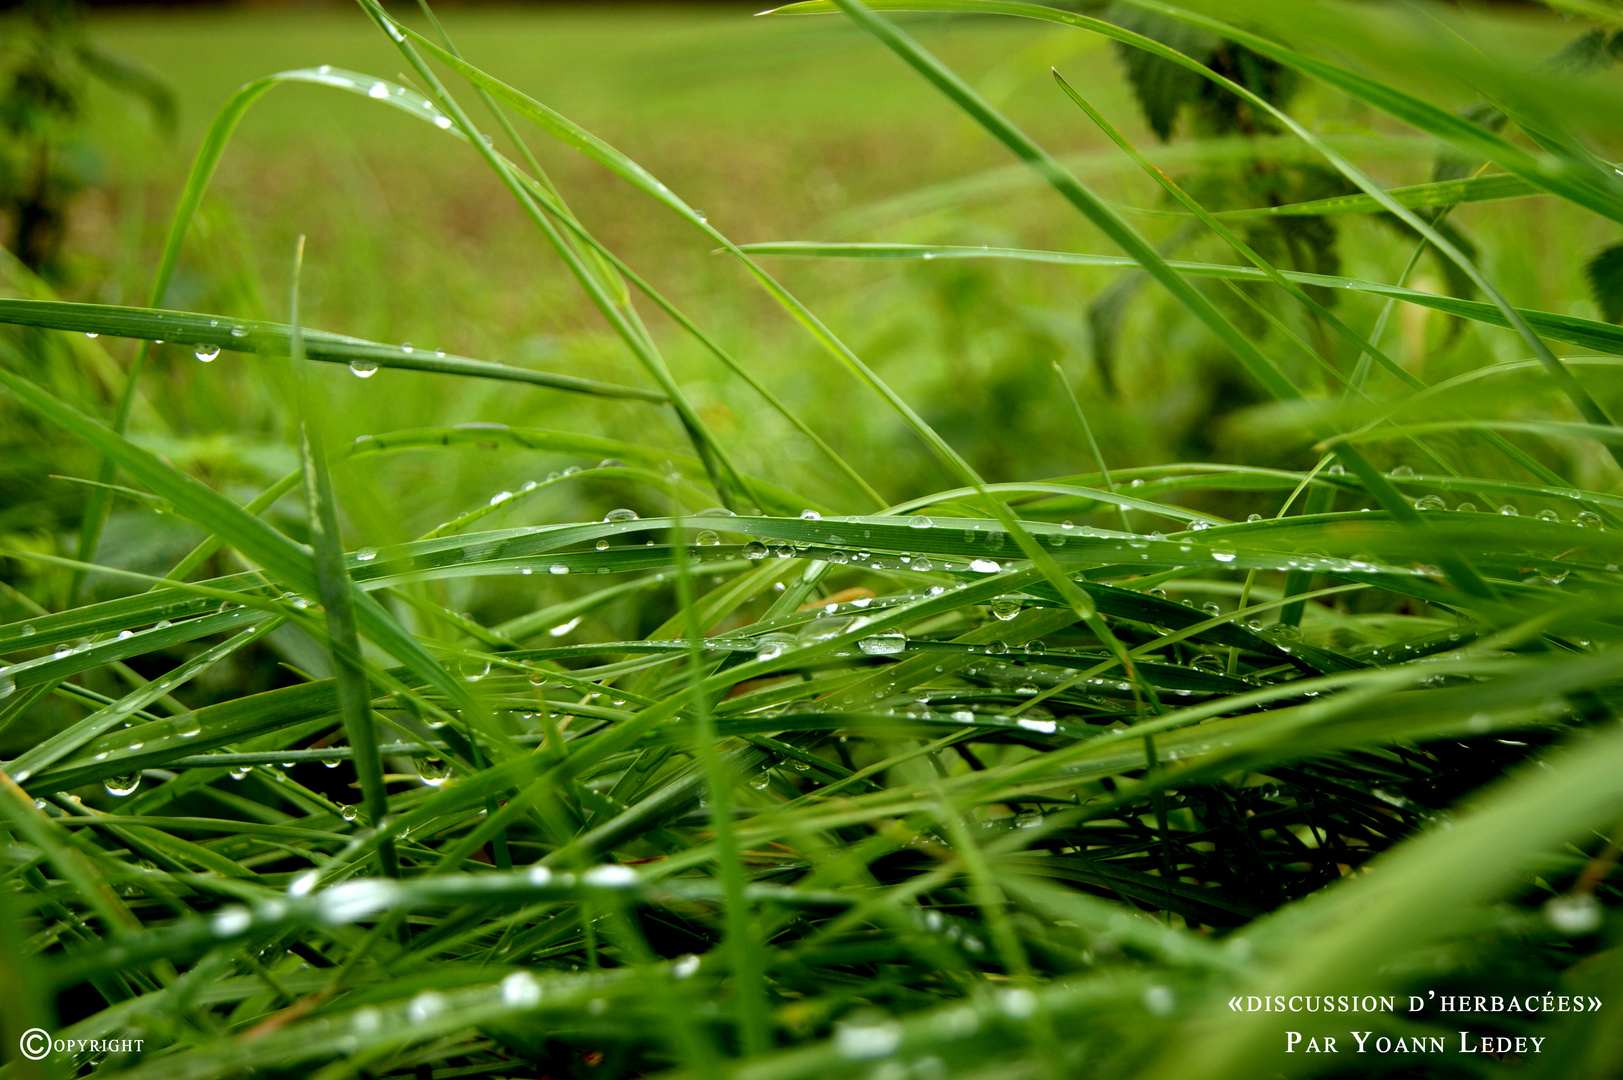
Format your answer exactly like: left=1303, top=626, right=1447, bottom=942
left=1545, top=893, right=1603, bottom=935
left=434, top=114, right=453, bottom=130
left=604, top=508, right=638, bottom=523
left=1415, top=495, right=1445, bottom=511
left=548, top=563, right=569, bottom=575
left=84, top=331, right=98, bottom=338
left=695, top=506, right=735, bottom=516
left=909, top=516, right=932, bottom=528
left=19, top=625, right=35, bottom=637
left=176, top=715, right=202, bottom=738
left=696, top=530, right=720, bottom=546
left=1457, top=502, right=1477, bottom=513
left=417, top=757, right=451, bottom=787
left=1013, top=811, right=1044, bottom=830
left=1246, top=513, right=1263, bottom=523
left=742, top=541, right=768, bottom=559
left=989, top=599, right=1021, bottom=621
left=583, top=864, right=638, bottom=888
left=349, top=359, right=378, bottom=378
left=355, top=547, right=377, bottom=563
left=1576, top=511, right=1603, bottom=528
left=800, top=509, right=821, bottom=520
left=1143, top=985, right=1176, bottom=1016
left=194, top=343, right=220, bottom=362
left=1211, top=548, right=1237, bottom=563
left=1537, top=508, right=1560, bottom=523
left=1390, top=465, right=1415, bottom=478
left=672, top=953, right=701, bottom=979
left=229, top=326, right=249, bottom=339
left=407, top=991, right=446, bottom=1023
left=501, top=971, right=542, bottom=1007
left=229, top=766, right=251, bottom=780
left=1189, top=521, right=1210, bottom=531
left=351, top=1007, right=382, bottom=1036
left=755, top=635, right=793, bottom=662
left=858, top=634, right=907, bottom=656
left=970, top=558, right=1001, bottom=573
left=548, top=617, right=581, bottom=638
left=1014, top=684, right=1040, bottom=698
left=104, top=773, right=141, bottom=797
left=211, top=906, right=252, bottom=936
left=835, top=1021, right=901, bottom=1061
left=461, top=658, right=491, bottom=682
left=1499, top=505, right=1519, bottom=517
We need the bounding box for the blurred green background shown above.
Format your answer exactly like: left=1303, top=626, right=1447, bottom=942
left=8, top=1, right=1611, bottom=623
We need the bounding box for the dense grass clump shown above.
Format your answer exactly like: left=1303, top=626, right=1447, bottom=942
left=5, top=2, right=1623, bottom=1079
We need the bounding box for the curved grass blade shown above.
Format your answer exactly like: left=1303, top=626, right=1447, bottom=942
left=738, top=243, right=1623, bottom=357
left=342, top=424, right=819, bottom=517
left=0, top=298, right=663, bottom=401
left=68, top=65, right=461, bottom=603
left=1207, top=171, right=1545, bottom=219
left=355, top=2, right=754, bottom=513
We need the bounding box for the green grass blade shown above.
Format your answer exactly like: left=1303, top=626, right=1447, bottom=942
left=286, top=236, right=397, bottom=876
left=738, top=243, right=1623, bottom=356
left=0, top=298, right=664, bottom=401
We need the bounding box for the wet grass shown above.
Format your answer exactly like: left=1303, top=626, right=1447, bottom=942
left=3, top=2, right=1623, bottom=1079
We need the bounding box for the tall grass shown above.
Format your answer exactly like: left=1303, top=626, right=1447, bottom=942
left=3, top=2, right=1623, bottom=1078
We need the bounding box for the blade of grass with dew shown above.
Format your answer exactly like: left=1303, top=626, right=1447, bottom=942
left=0, top=298, right=663, bottom=401
left=670, top=509, right=771, bottom=1055
left=739, top=242, right=1623, bottom=352
left=286, top=235, right=397, bottom=877
left=355, top=2, right=755, bottom=512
